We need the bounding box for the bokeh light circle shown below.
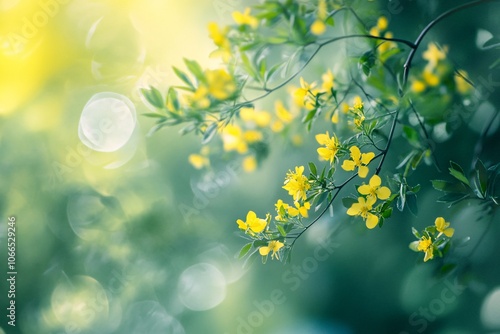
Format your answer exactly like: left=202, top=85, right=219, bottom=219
left=178, top=263, right=226, bottom=311
left=481, top=287, right=500, bottom=329
left=79, top=92, right=137, bottom=153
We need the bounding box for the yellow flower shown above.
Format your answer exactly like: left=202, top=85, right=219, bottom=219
left=358, top=174, right=391, bottom=200
left=205, top=69, right=237, bottom=100
left=240, top=107, right=271, bottom=127
left=455, top=71, right=472, bottom=94
left=242, top=155, right=257, bottom=172
left=435, top=217, right=454, bottom=238
left=236, top=210, right=267, bottom=233
left=315, top=131, right=340, bottom=164
left=352, top=96, right=364, bottom=110
left=331, top=109, right=339, bottom=124
left=347, top=196, right=379, bottom=229
left=275, top=100, right=294, bottom=123
left=271, top=120, right=284, bottom=132
left=283, top=166, right=311, bottom=202
left=188, top=153, right=209, bottom=169
left=411, top=80, right=426, bottom=93
left=294, top=77, right=317, bottom=107
left=321, top=69, right=335, bottom=92
left=423, top=69, right=440, bottom=86
left=341, top=102, right=350, bottom=114
left=287, top=201, right=311, bottom=218
left=341, top=146, right=375, bottom=178
left=423, top=42, right=447, bottom=69
left=232, top=7, right=259, bottom=29
left=207, top=22, right=231, bottom=61
left=369, top=27, right=380, bottom=37
left=378, top=31, right=396, bottom=53
left=244, top=130, right=263, bottom=143
left=377, top=16, right=388, bottom=31
left=311, top=20, right=326, bottom=35
left=190, top=85, right=210, bottom=109
left=221, top=124, right=248, bottom=153
left=259, top=240, right=284, bottom=260
left=275, top=199, right=290, bottom=221
left=417, top=236, right=434, bottom=262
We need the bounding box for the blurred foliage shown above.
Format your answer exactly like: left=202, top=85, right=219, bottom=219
left=1, top=0, right=500, bottom=334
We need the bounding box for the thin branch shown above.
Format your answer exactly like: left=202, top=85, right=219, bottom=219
left=375, top=109, right=400, bottom=175
left=402, top=0, right=500, bottom=88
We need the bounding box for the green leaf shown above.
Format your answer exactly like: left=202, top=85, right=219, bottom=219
left=411, top=227, right=421, bottom=239
left=167, top=87, right=180, bottom=111
left=142, top=113, right=167, bottom=119
left=308, top=162, right=317, bottom=176
left=173, top=66, right=194, bottom=89
left=342, top=197, right=357, bottom=209
left=382, top=207, right=393, bottom=218
left=238, top=243, right=253, bottom=259
left=184, top=58, right=204, bottom=82
left=202, top=123, right=218, bottom=144
left=474, top=159, right=488, bottom=197
left=397, top=184, right=406, bottom=211
left=403, top=125, right=420, bottom=148
left=431, top=180, right=468, bottom=193
left=141, top=87, right=164, bottom=109
left=277, top=225, right=287, bottom=237
left=406, top=193, right=418, bottom=216
left=449, top=161, right=470, bottom=186
left=437, top=193, right=469, bottom=204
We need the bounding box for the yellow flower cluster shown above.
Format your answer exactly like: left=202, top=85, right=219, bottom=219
left=347, top=175, right=391, bottom=229
left=410, top=217, right=454, bottom=262
left=369, top=16, right=396, bottom=54
left=411, top=43, right=449, bottom=93
left=189, top=69, right=237, bottom=109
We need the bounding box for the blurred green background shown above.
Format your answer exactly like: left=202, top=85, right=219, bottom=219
left=1, top=0, right=500, bottom=333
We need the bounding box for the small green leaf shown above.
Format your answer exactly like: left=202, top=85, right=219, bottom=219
left=403, top=125, right=420, bottom=147
left=474, top=159, right=488, bottom=197
left=184, top=58, right=204, bottom=82
left=238, top=243, right=253, bottom=259
left=406, top=193, right=418, bottom=216
left=173, top=66, right=194, bottom=89
left=342, top=197, right=357, bottom=209
left=277, top=225, right=287, bottom=237
left=437, top=193, right=469, bottom=204
left=411, top=227, right=421, bottom=239
left=431, top=180, right=468, bottom=193
left=141, top=87, right=164, bottom=109
left=202, top=123, right=218, bottom=144
left=382, top=207, right=393, bottom=218
left=308, top=162, right=317, bottom=176
left=449, top=161, right=470, bottom=186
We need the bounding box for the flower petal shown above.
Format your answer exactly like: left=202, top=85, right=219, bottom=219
left=365, top=213, right=379, bottom=229
left=342, top=160, right=356, bottom=171
left=350, top=146, right=361, bottom=161
left=259, top=246, right=270, bottom=256
left=358, top=184, right=371, bottom=195
left=247, top=210, right=256, bottom=221
left=369, top=174, right=381, bottom=187
left=361, top=152, right=375, bottom=165
left=377, top=186, right=391, bottom=200
left=315, top=133, right=329, bottom=145
left=444, top=227, right=455, bottom=238
left=434, top=217, right=446, bottom=230
left=358, top=165, right=369, bottom=178
left=347, top=204, right=361, bottom=216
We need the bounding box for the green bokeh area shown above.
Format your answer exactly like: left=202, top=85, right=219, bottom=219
left=1, top=0, right=500, bottom=333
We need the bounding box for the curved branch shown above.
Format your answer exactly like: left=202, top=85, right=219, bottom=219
left=402, top=0, right=500, bottom=89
